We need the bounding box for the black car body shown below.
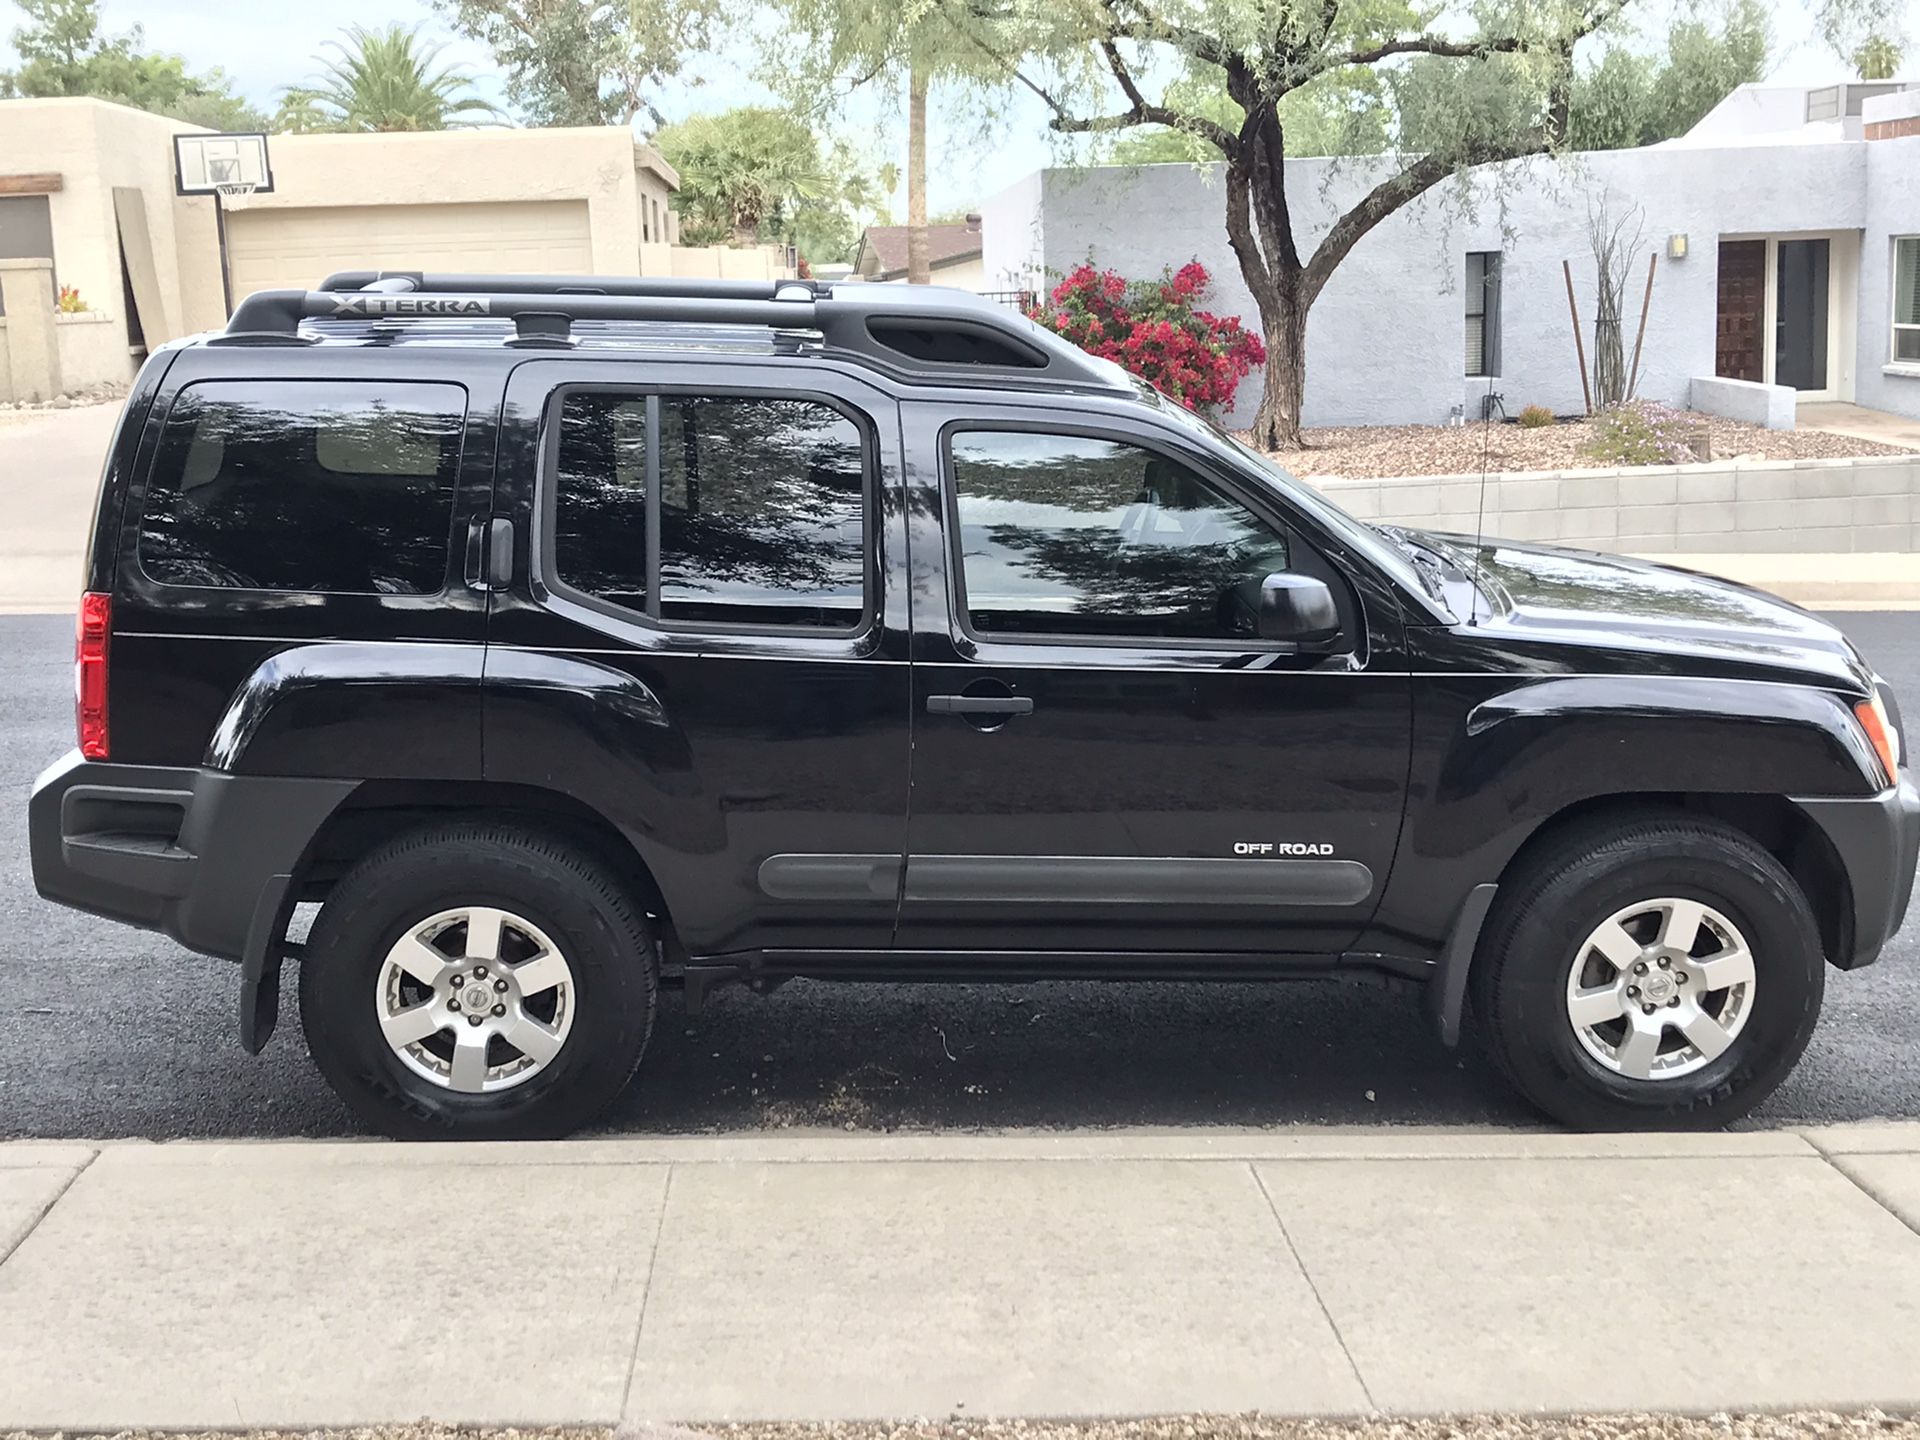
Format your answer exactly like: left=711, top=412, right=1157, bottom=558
left=28, top=272, right=1920, bottom=1136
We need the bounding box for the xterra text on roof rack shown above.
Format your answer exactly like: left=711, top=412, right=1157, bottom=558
left=29, top=271, right=1920, bottom=1137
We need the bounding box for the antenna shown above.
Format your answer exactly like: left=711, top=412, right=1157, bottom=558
left=1469, top=379, right=1500, bottom=627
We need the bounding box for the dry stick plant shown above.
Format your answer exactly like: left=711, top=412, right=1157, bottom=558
left=1587, top=194, right=1649, bottom=408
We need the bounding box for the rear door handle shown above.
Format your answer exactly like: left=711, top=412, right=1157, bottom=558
left=486, top=518, right=514, bottom=588
left=926, top=695, right=1034, bottom=716
left=465, top=517, right=515, bottom=591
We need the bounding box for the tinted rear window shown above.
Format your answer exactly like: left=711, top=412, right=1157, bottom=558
left=138, top=381, right=465, bottom=594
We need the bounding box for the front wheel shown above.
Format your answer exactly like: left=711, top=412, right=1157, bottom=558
left=299, top=822, right=658, bottom=1139
left=1473, top=813, right=1825, bottom=1130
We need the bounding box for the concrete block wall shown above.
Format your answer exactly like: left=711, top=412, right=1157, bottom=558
left=1315, top=456, right=1920, bottom=553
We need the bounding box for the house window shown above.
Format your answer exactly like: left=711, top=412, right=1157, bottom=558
left=1895, top=236, right=1920, bottom=365
left=1466, top=252, right=1502, bottom=377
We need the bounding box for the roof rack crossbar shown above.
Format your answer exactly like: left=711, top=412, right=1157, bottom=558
left=227, top=288, right=817, bottom=337
left=318, top=270, right=829, bottom=302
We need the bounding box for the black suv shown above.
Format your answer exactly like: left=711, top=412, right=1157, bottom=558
left=29, top=272, right=1920, bottom=1138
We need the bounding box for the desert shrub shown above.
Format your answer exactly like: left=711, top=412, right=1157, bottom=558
left=1583, top=400, right=1698, bottom=466
left=1516, top=404, right=1556, bottom=429
left=1026, top=261, right=1266, bottom=415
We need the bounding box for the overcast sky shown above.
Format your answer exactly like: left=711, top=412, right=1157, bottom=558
left=0, top=0, right=1882, bottom=217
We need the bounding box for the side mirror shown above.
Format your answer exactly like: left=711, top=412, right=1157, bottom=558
left=1258, top=572, right=1340, bottom=645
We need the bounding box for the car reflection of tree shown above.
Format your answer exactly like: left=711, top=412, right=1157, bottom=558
left=968, top=525, right=1284, bottom=637
left=555, top=394, right=865, bottom=625
left=139, top=390, right=462, bottom=595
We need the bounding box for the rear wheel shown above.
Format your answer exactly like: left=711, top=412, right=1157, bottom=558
left=299, top=822, right=657, bottom=1139
left=1473, top=813, right=1825, bottom=1130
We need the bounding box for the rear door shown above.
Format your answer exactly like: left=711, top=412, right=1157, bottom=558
left=485, top=358, right=912, bottom=961
left=896, top=398, right=1414, bottom=960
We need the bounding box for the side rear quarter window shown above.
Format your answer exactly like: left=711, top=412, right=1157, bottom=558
left=138, top=381, right=466, bottom=595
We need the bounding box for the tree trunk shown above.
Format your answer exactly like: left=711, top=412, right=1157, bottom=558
left=1221, top=137, right=1312, bottom=451
left=906, top=58, right=931, bottom=285
left=1247, top=288, right=1309, bottom=450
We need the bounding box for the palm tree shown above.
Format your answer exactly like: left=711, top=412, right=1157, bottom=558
left=279, top=24, right=497, bottom=133
left=653, top=107, right=833, bottom=248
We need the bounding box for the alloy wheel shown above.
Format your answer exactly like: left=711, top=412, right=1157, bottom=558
left=1564, top=896, right=1756, bottom=1081
left=375, top=905, right=576, bottom=1094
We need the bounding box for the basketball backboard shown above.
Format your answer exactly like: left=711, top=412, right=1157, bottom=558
left=173, top=132, right=274, bottom=196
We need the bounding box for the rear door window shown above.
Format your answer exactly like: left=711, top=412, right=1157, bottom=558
left=551, top=390, right=869, bottom=631
left=138, top=380, right=465, bottom=594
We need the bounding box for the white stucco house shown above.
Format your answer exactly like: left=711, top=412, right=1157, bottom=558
left=980, top=80, right=1920, bottom=429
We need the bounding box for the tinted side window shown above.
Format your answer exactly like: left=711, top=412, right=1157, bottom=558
left=949, top=431, right=1290, bottom=641
left=553, top=391, right=868, bottom=630
left=139, top=381, right=464, bottom=594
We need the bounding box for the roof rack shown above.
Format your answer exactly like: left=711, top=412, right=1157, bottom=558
left=218, top=271, right=1127, bottom=392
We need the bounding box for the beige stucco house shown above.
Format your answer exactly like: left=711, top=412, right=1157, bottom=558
left=219, top=125, right=682, bottom=297
left=1, top=95, right=794, bottom=403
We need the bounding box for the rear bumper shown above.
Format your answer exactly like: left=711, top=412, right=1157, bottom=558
left=1792, top=775, right=1920, bottom=970
left=29, top=751, right=354, bottom=963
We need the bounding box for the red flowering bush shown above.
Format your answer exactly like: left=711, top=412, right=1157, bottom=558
left=1026, top=261, right=1265, bottom=414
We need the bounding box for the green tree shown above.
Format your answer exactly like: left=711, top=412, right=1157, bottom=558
left=278, top=24, right=497, bottom=134
left=0, top=0, right=265, bottom=129
left=772, top=2, right=1010, bottom=284
left=1506, top=0, right=1770, bottom=151
left=654, top=106, right=891, bottom=264
left=1819, top=0, right=1909, bottom=76
left=963, top=0, right=1643, bottom=447
left=434, top=0, right=720, bottom=127
left=1107, top=70, right=1391, bottom=163
left=1852, top=32, right=1904, bottom=77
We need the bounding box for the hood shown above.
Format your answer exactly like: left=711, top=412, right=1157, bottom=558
left=1419, top=533, right=1874, bottom=692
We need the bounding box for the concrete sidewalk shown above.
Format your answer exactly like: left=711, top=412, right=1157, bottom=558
left=3, top=1126, right=1920, bottom=1429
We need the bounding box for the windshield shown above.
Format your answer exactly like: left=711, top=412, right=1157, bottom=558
left=1136, top=389, right=1451, bottom=618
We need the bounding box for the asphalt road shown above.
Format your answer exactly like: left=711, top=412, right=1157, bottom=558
left=3, top=611, right=1918, bottom=1140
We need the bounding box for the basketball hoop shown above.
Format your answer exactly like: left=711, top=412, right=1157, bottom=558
left=173, top=132, right=274, bottom=316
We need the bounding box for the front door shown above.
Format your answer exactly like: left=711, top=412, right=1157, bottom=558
left=487, top=359, right=912, bottom=960
left=896, top=405, right=1413, bottom=960
left=1716, top=240, right=1766, bottom=382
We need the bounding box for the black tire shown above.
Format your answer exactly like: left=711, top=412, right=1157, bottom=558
left=299, top=822, right=657, bottom=1140
left=1472, top=811, right=1825, bottom=1131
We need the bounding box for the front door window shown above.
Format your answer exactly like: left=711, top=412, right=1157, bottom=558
left=948, top=430, right=1294, bottom=643
left=1775, top=238, right=1831, bottom=393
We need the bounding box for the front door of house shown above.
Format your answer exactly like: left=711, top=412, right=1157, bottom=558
left=1716, top=240, right=1766, bottom=382
left=1776, top=238, right=1831, bottom=392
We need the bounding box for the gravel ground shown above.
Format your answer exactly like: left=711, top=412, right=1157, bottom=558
left=10, top=1414, right=1919, bottom=1440
left=1262, top=416, right=1915, bottom=480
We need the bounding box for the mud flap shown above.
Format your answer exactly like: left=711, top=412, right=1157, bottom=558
left=239, top=873, right=294, bottom=1055
left=1429, top=883, right=1498, bottom=1048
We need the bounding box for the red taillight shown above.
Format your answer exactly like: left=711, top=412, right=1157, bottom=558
left=75, top=591, right=110, bottom=760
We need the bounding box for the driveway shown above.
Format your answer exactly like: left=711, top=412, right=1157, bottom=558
left=0, top=403, right=118, bottom=612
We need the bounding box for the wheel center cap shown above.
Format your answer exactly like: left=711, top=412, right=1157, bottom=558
left=462, top=983, right=495, bottom=1013
left=1641, top=971, right=1676, bottom=1004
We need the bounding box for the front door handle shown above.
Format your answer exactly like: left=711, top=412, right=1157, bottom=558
left=927, top=694, right=1034, bottom=716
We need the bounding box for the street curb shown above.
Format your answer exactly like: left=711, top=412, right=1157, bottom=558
left=4, top=1122, right=1917, bottom=1166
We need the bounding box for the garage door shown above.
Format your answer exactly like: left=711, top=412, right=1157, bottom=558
left=224, top=200, right=594, bottom=301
